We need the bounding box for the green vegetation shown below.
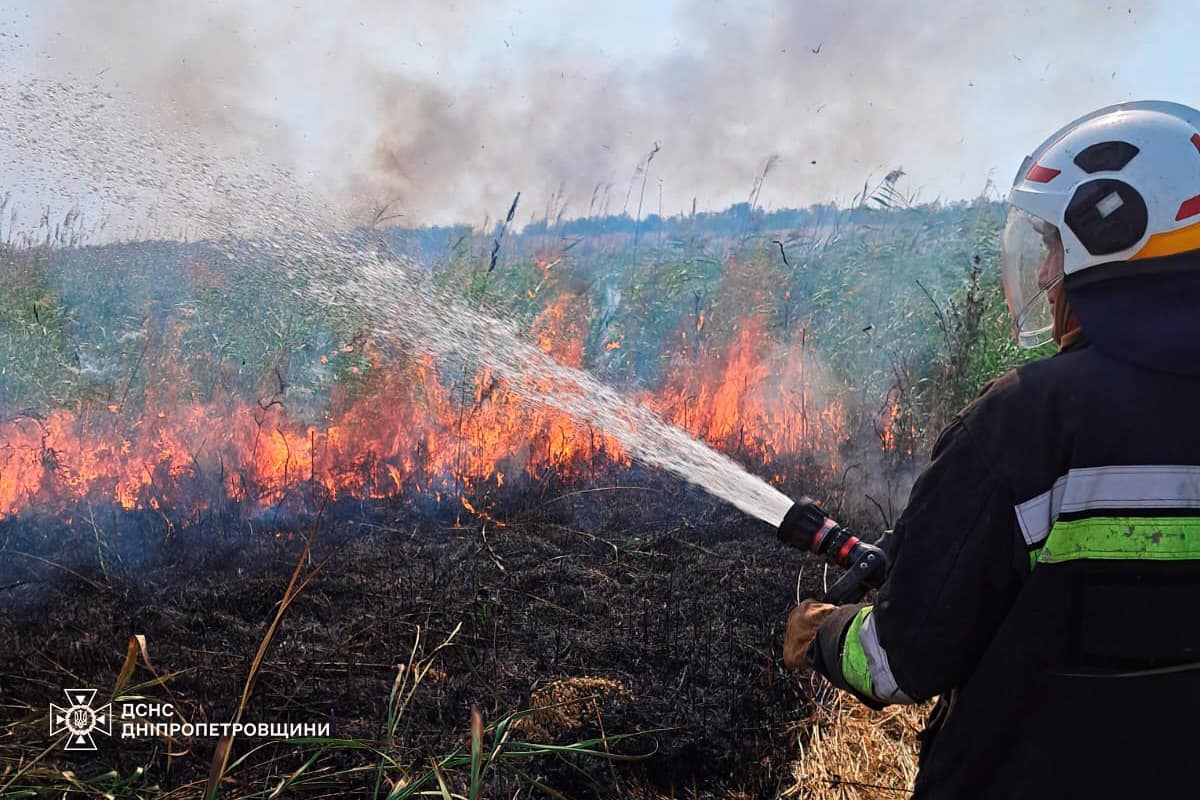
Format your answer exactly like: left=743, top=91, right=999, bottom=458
left=0, top=199, right=1052, bottom=506
left=0, top=247, right=82, bottom=409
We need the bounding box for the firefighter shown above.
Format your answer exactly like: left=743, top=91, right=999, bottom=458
left=784, top=101, right=1200, bottom=798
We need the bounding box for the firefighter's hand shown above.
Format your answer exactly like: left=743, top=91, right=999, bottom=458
left=783, top=599, right=838, bottom=672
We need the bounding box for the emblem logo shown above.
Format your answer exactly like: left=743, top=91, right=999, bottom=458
left=50, top=689, right=112, bottom=751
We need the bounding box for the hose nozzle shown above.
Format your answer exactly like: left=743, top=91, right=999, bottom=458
left=777, top=497, right=892, bottom=604
left=778, top=496, right=839, bottom=553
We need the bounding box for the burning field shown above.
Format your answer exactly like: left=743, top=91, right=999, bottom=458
left=0, top=0, right=1172, bottom=793
left=0, top=200, right=1012, bottom=797
left=0, top=284, right=849, bottom=524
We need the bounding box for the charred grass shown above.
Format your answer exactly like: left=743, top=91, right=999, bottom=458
left=0, top=468, right=925, bottom=798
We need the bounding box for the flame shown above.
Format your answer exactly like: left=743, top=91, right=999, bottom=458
left=878, top=390, right=915, bottom=456
left=655, top=322, right=847, bottom=472
left=532, top=295, right=586, bottom=369
left=461, top=496, right=506, bottom=528
left=0, top=297, right=850, bottom=520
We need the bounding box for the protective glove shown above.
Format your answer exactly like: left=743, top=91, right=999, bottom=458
left=783, top=598, right=838, bottom=672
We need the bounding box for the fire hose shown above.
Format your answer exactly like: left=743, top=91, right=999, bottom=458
left=776, top=497, right=894, bottom=605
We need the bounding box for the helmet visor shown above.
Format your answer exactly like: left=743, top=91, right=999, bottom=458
left=1001, top=206, right=1064, bottom=348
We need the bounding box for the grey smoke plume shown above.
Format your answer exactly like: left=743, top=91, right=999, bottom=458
left=9, top=0, right=1162, bottom=230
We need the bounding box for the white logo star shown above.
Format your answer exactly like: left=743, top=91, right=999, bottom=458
left=49, top=689, right=112, bottom=751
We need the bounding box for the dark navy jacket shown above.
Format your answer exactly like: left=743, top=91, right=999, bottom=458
left=810, top=331, right=1200, bottom=798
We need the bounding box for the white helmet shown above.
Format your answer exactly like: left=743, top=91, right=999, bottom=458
left=1003, top=101, right=1200, bottom=348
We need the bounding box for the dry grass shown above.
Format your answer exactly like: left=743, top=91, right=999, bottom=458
left=784, top=676, right=929, bottom=799
left=516, top=676, right=633, bottom=740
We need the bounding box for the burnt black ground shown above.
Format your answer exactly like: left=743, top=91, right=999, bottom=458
left=0, top=468, right=855, bottom=798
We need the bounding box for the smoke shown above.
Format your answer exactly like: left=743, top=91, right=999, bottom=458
left=8, top=0, right=1163, bottom=231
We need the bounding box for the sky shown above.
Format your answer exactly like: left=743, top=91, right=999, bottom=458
left=1, top=0, right=1199, bottom=235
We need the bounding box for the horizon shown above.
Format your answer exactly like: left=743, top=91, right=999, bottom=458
left=0, top=191, right=1000, bottom=248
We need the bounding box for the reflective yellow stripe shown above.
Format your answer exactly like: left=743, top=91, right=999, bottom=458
left=1040, top=517, right=1200, bottom=563
left=841, top=607, right=874, bottom=697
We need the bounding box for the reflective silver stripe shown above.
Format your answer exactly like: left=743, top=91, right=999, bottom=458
left=1015, top=465, right=1200, bottom=547
left=1016, top=475, right=1068, bottom=547
left=859, top=612, right=915, bottom=704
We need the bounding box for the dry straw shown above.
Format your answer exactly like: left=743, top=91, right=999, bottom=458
left=785, top=676, right=928, bottom=799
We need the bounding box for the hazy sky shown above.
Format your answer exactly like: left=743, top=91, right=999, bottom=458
left=2, top=1, right=1198, bottom=232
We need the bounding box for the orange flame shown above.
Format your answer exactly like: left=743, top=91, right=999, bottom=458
left=0, top=300, right=849, bottom=520
left=655, top=321, right=847, bottom=472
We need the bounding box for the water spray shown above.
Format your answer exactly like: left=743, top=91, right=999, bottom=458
left=6, top=78, right=893, bottom=608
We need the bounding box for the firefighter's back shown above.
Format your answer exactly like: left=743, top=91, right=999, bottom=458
left=916, top=341, right=1200, bottom=798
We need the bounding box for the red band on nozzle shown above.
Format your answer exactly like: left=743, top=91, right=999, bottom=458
left=836, top=536, right=860, bottom=565
left=811, top=518, right=837, bottom=553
